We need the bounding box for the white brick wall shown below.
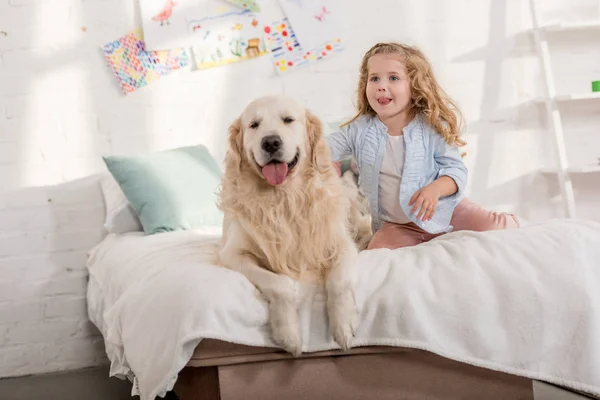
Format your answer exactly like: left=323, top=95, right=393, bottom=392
left=0, top=174, right=106, bottom=376
left=0, top=0, right=598, bottom=378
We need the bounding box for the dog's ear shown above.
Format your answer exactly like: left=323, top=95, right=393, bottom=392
left=306, top=110, right=332, bottom=174
left=225, top=117, right=243, bottom=173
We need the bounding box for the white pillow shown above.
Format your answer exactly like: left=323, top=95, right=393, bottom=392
left=100, top=174, right=143, bottom=234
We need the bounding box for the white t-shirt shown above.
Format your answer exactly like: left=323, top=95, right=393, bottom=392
left=379, top=134, right=411, bottom=224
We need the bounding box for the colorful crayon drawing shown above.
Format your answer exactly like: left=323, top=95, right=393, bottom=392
left=140, top=0, right=266, bottom=51
left=102, top=29, right=190, bottom=94
left=190, top=9, right=268, bottom=69
left=263, top=17, right=342, bottom=74
left=276, top=0, right=342, bottom=51
left=140, top=0, right=191, bottom=50
left=152, top=0, right=178, bottom=26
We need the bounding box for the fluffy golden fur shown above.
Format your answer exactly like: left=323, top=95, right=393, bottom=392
left=341, top=170, right=373, bottom=251
left=217, top=95, right=370, bottom=354
left=218, top=97, right=370, bottom=282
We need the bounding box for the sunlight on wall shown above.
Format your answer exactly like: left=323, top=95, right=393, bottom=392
left=542, top=0, right=600, bottom=22
left=148, top=62, right=236, bottom=162
left=17, top=4, right=97, bottom=188
left=147, top=75, right=224, bottom=156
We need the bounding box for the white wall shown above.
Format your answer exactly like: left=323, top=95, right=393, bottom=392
left=0, top=0, right=598, bottom=378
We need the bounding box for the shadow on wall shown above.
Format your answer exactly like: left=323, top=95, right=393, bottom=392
left=452, top=0, right=555, bottom=219
left=0, top=0, right=130, bottom=378
left=465, top=0, right=515, bottom=211
left=452, top=0, right=600, bottom=220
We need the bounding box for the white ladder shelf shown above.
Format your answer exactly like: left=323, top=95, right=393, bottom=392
left=528, top=0, right=600, bottom=219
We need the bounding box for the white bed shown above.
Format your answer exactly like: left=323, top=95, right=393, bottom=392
left=86, top=218, right=600, bottom=400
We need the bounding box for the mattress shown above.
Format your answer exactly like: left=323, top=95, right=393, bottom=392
left=85, top=219, right=600, bottom=400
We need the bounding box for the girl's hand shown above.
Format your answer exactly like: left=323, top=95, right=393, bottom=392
left=409, top=184, right=441, bottom=221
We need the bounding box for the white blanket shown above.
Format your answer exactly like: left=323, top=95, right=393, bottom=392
left=86, top=219, right=600, bottom=400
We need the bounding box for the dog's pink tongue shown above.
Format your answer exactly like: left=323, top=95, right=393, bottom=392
left=262, top=162, right=288, bottom=185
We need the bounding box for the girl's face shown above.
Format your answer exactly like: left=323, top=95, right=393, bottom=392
left=365, top=54, right=412, bottom=122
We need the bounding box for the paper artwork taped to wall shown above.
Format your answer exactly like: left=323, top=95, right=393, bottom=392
left=189, top=8, right=268, bottom=69
left=276, top=0, right=342, bottom=51
left=140, top=0, right=267, bottom=53
left=264, top=17, right=342, bottom=74
left=102, top=28, right=190, bottom=94
left=139, top=0, right=192, bottom=51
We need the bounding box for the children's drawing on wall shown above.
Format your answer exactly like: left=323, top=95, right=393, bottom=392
left=139, top=0, right=193, bottom=50
left=264, top=17, right=342, bottom=74
left=152, top=0, right=178, bottom=26
left=276, top=0, right=342, bottom=51
left=102, top=28, right=190, bottom=94
left=138, top=0, right=342, bottom=73
left=140, top=0, right=268, bottom=53
left=190, top=8, right=268, bottom=69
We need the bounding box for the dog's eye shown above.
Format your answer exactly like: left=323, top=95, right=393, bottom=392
left=282, top=116, right=295, bottom=124
left=249, top=121, right=260, bottom=129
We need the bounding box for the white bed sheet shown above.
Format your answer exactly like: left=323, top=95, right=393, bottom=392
left=86, top=219, right=600, bottom=400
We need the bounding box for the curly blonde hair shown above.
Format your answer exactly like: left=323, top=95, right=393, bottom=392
left=345, top=42, right=466, bottom=147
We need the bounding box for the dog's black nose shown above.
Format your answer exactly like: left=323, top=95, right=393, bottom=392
left=261, top=135, right=282, bottom=154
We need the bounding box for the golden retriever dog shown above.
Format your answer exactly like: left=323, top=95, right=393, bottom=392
left=217, top=95, right=372, bottom=355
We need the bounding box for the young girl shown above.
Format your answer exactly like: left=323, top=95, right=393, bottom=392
left=326, top=42, right=520, bottom=250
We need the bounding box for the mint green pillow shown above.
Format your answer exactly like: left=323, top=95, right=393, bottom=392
left=102, top=145, right=223, bottom=235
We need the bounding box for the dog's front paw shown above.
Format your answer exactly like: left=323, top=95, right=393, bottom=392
left=327, top=289, right=358, bottom=351
left=269, top=300, right=302, bottom=356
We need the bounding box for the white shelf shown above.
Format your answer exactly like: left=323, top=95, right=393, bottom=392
left=534, top=92, right=600, bottom=103
left=555, top=92, right=600, bottom=101
left=541, top=164, right=600, bottom=174
left=529, top=0, right=600, bottom=217
left=542, top=20, right=600, bottom=32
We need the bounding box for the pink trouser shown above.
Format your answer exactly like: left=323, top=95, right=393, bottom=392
left=367, top=198, right=520, bottom=250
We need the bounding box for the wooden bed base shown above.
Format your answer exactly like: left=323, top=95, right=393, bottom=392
left=174, top=366, right=221, bottom=400
left=173, top=351, right=537, bottom=400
